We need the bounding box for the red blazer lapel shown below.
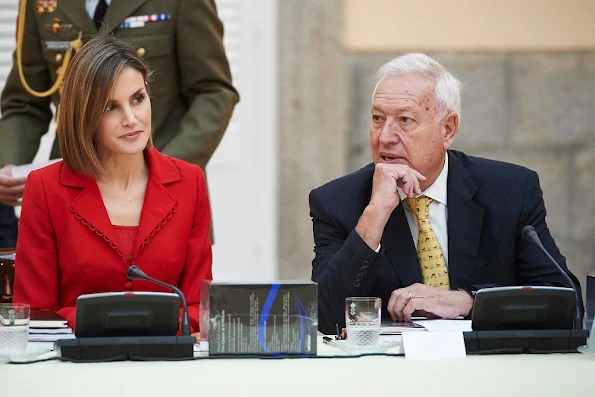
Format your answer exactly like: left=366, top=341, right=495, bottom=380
left=134, top=149, right=181, bottom=253
left=60, top=163, right=120, bottom=254
left=59, top=150, right=182, bottom=262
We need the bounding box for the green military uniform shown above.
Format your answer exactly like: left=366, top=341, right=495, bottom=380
left=0, top=0, right=239, bottom=242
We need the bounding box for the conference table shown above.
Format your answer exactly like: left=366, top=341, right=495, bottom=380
left=2, top=335, right=594, bottom=396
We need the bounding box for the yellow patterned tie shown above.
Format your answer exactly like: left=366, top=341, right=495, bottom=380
left=405, top=196, right=450, bottom=290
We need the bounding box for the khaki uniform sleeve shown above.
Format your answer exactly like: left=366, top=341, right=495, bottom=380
left=159, top=0, right=239, bottom=169
left=0, top=2, right=53, bottom=166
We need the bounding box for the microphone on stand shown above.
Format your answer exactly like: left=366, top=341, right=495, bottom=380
left=127, top=265, right=191, bottom=336
left=521, top=225, right=582, bottom=330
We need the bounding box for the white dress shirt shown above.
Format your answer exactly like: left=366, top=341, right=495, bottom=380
left=396, top=155, right=449, bottom=267
left=85, top=0, right=112, bottom=19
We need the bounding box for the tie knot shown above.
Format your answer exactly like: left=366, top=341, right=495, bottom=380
left=405, top=196, right=432, bottom=223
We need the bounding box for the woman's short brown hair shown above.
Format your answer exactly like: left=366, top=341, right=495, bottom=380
left=57, top=35, right=152, bottom=177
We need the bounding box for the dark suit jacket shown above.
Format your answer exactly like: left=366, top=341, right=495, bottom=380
left=309, top=150, right=583, bottom=334
left=0, top=204, right=17, bottom=248
left=0, top=0, right=239, bottom=170
left=12, top=148, right=213, bottom=332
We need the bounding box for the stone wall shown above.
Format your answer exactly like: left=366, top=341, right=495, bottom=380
left=277, top=0, right=349, bottom=279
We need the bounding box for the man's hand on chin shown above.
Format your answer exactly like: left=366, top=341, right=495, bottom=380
left=387, top=283, right=473, bottom=322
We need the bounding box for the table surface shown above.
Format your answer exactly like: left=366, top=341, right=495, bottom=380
left=2, top=336, right=594, bottom=396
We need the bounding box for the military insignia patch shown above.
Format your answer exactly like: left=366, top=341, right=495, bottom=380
left=46, top=0, right=57, bottom=13
left=51, top=17, right=60, bottom=33
left=44, top=41, right=72, bottom=51
left=45, top=17, right=73, bottom=34
left=117, top=13, right=171, bottom=29
left=35, top=0, right=47, bottom=14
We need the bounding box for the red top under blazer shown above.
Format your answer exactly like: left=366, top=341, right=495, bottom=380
left=12, top=148, right=213, bottom=333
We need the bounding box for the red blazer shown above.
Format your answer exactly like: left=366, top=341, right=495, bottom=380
left=13, top=148, right=212, bottom=333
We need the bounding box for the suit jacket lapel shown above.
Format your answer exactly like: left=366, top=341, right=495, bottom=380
left=58, top=1, right=97, bottom=36
left=382, top=204, right=423, bottom=287
left=446, top=151, right=484, bottom=289
left=134, top=179, right=176, bottom=252
left=134, top=149, right=180, bottom=254
left=101, top=0, right=148, bottom=33
left=62, top=166, right=120, bottom=255
left=61, top=149, right=181, bottom=262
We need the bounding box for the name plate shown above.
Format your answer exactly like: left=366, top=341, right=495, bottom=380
left=402, top=331, right=467, bottom=360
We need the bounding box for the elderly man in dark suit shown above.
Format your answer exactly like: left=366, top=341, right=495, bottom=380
left=0, top=0, right=238, bottom=247
left=309, top=53, right=582, bottom=334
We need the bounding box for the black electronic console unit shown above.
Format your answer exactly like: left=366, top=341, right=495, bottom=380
left=55, top=266, right=197, bottom=361
left=465, top=286, right=588, bottom=354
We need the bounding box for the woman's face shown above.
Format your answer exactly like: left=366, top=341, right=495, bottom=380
left=94, top=67, right=151, bottom=157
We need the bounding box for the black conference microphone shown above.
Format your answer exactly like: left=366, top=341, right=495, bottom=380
left=521, top=225, right=582, bottom=330
left=127, top=265, right=191, bottom=336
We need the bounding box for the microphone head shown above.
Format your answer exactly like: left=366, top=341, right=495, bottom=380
left=521, top=225, right=537, bottom=241
left=127, top=265, right=141, bottom=280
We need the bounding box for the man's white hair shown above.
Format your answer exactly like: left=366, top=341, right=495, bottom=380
left=373, top=53, right=462, bottom=120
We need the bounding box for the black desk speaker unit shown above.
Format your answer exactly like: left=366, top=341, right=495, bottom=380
left=55, top=265, right=196, bottom=361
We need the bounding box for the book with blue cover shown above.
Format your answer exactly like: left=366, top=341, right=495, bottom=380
left=200, top=281, right=318, bottom=356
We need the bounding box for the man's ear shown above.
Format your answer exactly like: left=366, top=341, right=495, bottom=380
left=442, top=112, right=459, bottom=150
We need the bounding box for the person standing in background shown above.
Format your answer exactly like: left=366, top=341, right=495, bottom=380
left=0, top=0, right=239, bottom=247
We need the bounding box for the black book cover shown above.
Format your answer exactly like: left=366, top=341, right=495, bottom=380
left=30, top=309, right=68, bottom=328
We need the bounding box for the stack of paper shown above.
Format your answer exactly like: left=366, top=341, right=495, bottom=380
left=27, top=310, right=74, bottom=351
left=28, top=328, right=74, bottom=351
left=380, top=319, right=473, bottom=335
left=380, top=321, right=426, bottom=335
left=413, top=319, right=472, bottom=332
left=0, top=253, right=15, bottom=261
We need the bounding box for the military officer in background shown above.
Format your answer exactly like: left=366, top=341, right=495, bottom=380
left=0, top=0, right=239, bottom=247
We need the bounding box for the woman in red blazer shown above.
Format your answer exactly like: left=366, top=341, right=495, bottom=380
left=12, top=36, right=212, bottom=334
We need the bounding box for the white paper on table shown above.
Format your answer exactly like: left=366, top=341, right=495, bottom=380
left=28, top=327, right=73, bottom=335
left=412, top=319, right=472, bottom=332
left=402, top=331, right=467, bottom=360
left=27, top=341, right=56, bottom=351
left=194, top=341, right=208, bottom=352
left=11, top=159, right=62, bottom=178
left=28, top=333, right=75, bottom=342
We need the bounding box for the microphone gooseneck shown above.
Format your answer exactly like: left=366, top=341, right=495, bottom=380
left=127, top=265, right=191, bottom=336
left=521, top=225, right=582, bottom=330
